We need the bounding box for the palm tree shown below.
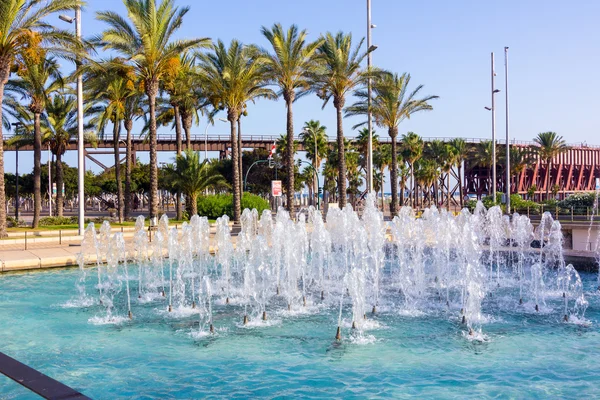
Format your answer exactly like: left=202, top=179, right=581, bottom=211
left=533, top=132, right=567, bottom=200
left=166, top=150, right=228, bottom=216
left=347, top=72, right=438, bottom=215
left=122, top=92, right=143, bottom=218
left=474, top=140, right=494, bottom=198
left=401, top=132, right=424, bottom=208
left=501, top=146, right=535, bottom=196
left=85, top=60, right=138, bottom=223
left=354, top=127, right=379, bottom=173
left=43, top=94, right=91, bottom=216
left=299, top=119, right=328, bottom=206
left=312, top=32, right=368, bottom=209
left=0, top=0, right=84, bottom=236
left=373, top=143, right=391, bottom=210
left=450, top=138, right=467, bottom=208
left=196, top=39, right=275, bottom=222
left=96, top=0, right=210, bottom=221
left=260, top=24, right=322, bottom=218
left=8, top=56, right=64, bottom=227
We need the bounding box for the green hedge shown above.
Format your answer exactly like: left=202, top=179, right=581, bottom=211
left=39, top=216, right=78, bottom=226
left=197, top=193, right=270, bottom=219
left=558, top=192, right=596, bottom=209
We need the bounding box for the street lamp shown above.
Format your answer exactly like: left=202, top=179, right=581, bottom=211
left=485, top=52, right=501, bottom=203
left=366, top=0, right=377, bottom=194
left=504, top=47, right=510, bottom=213
left=11, top=122, right=21, bottom=219
left=59, top=7, right=84, bottom=235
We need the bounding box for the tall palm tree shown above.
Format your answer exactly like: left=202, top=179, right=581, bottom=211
left=501, top=146, right=535, bottom=196
left=8, top=56, right=63, bottom=227
left=299, top=119, right=328, bottom=206
left=312, top=32, right=368, bottom=209
left=260, top=24, right=322, bottom=218
left=533, top=132, right=567, bottom=200
left=166, top=150, right=228, bottom=216
left=450, top=138, right=467, bottom=208
left=96, top=0, right=210, bottom=221
left=347, top=72, right=438, bottom=215
left=0, top=0, right=84, bottom=236
left=122, top=91, right=143, bottom=218
left=401, top=132, right=424, bottom=208
left=43, top=94, right=94, bottom=216
left=373, top=143, right=391, bottom=209
left=354, top=127, right=380, bottom=173
left=196, top=39, right=275, bottom=222
left=85, top=60, right=137, bottom=223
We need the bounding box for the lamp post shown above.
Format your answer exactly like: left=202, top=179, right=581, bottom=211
left=11, top=122, right=21, bottom=219
left=504, top=46, right=510, bottom=214
left=60, top=7, right=84, bottom=235
left=485, top=52, right=500, bottom=203
left=366, top=0, right=377, bottom=194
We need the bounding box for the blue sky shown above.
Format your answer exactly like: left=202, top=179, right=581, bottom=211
left=5, top=0, right=600, bottom=175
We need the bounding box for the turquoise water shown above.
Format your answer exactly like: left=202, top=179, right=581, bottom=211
left=1, top=267, right=600, bottom=399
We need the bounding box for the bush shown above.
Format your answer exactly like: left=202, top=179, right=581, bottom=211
left=558, top=192, right=596, bottom=209
left=510, top=194, right=540, bottom=215
left=197, top=193, right=270, bottom=219
left=7, top=216, right=26, bottom=228
left=39, top=216, right=78, bottom=226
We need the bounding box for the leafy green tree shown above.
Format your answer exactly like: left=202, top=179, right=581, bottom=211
left=450, top=138, right=467, bottom=208
left=533, top=132, right=567, bottom=200
left=401, top=132, right=424, bottom=207
left=299, top=119, right=328, bottom=205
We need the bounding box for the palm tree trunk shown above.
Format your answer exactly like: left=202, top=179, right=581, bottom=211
left=124, top=120, right=133, bottom=219
left=56, top=153, right=64, bottom=217
left=229, top=109, right=241, bottom=223
left=285, top=97, right=295, bottom=218
left=410, top=163, right=415, bottom=208
left=0, top=64, right=9, bottom=237
left=147, top=82, right=159, bottom=220
left=181, top=109, right=192, bottom=150
left=113, top=120, right=124, bottom=223
left=174, top=104, right=183, bottom=220
left=238, top=118, right=243, bottom=197
left=335, top=99, right=347, bottom=209
left=545, top=159, right=552, bottom=200
left=458, top=164, right=464, bottom=209
left=33, top=112, right=42, bottom=228
left=389, top=128, right=399, bottom=217
left=190, top=193, right=198, bottom=217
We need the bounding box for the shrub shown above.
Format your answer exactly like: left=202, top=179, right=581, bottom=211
left=558, top=192, right=596, bottom=209
left=7, top=216, right=26, bottom=228
left=197, top=193, right=270, bottom=219
left=39, top=216, right=78, bottom=226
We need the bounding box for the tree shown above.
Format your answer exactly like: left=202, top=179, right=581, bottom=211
left=8, top=56, right=64, bottom=227
left=347, top=71, right=438, bottom=215
left=165, top=150, right=228, bottom=216
left=401, top=132, right=424, bottom=208
left=42, top=94, right=94, bottom=216
left=197, top=39, right=275, bottom=222
left=354, top=126, right=379, bottom=173
left=260, top=24, right=322, bottom=218
left=474, top=140, right=494, bottom=198
left=450, top=138, right=467, bottom=208
left=299, top=119, right=328, bottom=206
left=533, top=132, right=567, bottom=200
left=374, top=143, right=392, bottom=209
left=0, top=0, right=84, bottom=236
left=96, top=0, right=210, bottom=221
left=312, top=32, right=368, bottom=209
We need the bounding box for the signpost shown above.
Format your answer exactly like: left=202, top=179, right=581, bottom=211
left=271, top=180, right=282, bottom=197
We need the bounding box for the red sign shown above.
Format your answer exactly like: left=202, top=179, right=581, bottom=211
left=271, top=180, right=282, bottom=197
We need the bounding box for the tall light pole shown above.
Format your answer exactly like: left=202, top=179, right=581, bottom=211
left=366, top=0, right=375, bottom=194
left=505, top=46, right=510, bottom=214
left=48, top=145, right=52, bottom=216
left=490, top=52, right=498, bottom=203
left=60, top=8, right=84, bottom=235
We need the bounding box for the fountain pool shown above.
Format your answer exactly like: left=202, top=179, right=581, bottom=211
left=1, top=197, right=600, bottom=398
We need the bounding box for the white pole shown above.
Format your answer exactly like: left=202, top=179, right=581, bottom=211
left=505, top=46, right=510, bottom=213
left=48, top=145, right=52, bottom=217
left=491, top=52, right=497, bottom=203
left=76, top=6, right=85, bottom=235
left=366, top=0, right=374, bottom=194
